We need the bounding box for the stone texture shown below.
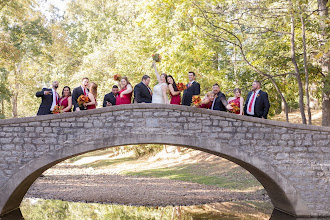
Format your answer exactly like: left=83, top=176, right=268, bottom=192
left=0, top=104, right=329, bottom=218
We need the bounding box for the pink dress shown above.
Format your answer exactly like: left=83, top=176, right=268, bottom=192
left=228, top=97, right=241, bottom=114
left=116, top=86, right=132, bottom=105
left=59, top=97, right=71, bottom=112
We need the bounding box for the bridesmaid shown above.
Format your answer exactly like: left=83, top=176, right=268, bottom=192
left=84, top=82, right=97, bottom=110
left=116, top=77, right=133, bottom=105
left=199, top=91, right=215, bottom=109
left=228, top=88, right=244, bottom=115
left=59, top=86, right=73, bottom=112
left=166, top=75, right=181, bottom=105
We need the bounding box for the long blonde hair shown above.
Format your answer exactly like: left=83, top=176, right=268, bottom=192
left=89, top=82, right=98, bottom=99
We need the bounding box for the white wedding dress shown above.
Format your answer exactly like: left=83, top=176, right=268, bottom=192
left=152, top=82, right=168, bottom=104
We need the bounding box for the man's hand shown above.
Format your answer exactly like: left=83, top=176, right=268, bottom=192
left=106, top=101, right=112, bottom=106
left=44, top=91, right=52, bottom=95
left=226, top=104, right=233, bottom=110
left=76, top=107, right=81, bottom=112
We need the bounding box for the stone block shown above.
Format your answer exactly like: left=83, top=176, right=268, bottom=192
left=2, top=144, right=16, bottom=151
left=23, top=144, right=36, bottom=151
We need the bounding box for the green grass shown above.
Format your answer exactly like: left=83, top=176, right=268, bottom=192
left=123, top=164, right=260, bottom=191
left=81, top=157, right=134, bottom=168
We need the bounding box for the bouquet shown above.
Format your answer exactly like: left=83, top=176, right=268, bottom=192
left=52, top=105, right=63, bottom=114
left=177, top=82, right=187, bottom=91
left=113, top=74, right=121, bottom=81
left=77, top=94, right=90, bottom=109
left=230, top=102, right=240, bottom=114
left=191, top=95, right=202, bottom=106
left=152, top=53, right=162, bottom=62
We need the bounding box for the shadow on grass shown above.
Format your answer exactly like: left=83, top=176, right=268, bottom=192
left=81, top=157, right=135, bottom=168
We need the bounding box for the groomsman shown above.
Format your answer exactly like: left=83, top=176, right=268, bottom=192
left=72, top=77, right=89, bottom=111
left=211, top=84, right=232, bottom=111
left=182, top=71, right=200, bottom=106
left=243, top=81, right=270, bottom=119
left=103, top=85, right=119, bottom=107
left=134, top=75, right=152, bottom=103
left=36, top=81, right=60, bottom=115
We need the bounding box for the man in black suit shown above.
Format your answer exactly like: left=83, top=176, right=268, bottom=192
left=36, top=81, right=60, bottom=115
left=182, top=71, right=200, bottom=106
left=103, top=85, right=119, bottom=107
left=210, top=84, right=233, bottom=111
left=134, top=75, right=152, bottom=103
left=244, top=81, right=270, bottom=119
left=72, top=77, right=89, bottom=111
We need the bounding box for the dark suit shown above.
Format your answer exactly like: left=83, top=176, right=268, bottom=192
left=182, top=81, right=200, bottom=106
left=244, top=90, right=270, bottom=119
left=72, top=86, right=89, bottom=111
left=134, top=82, right=152, bottom=103
left=103, top=92, right=117, bottom=107
left=36, top=88, right=58, bottom=115
left=211, top=91, right=227, bottom=111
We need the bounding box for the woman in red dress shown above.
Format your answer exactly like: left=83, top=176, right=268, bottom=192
left=228, top=88, right=244, bottom=115
left=84, top=82, right=97, bottom=110
left=166, top=75, right=181, bottom=105
left=59, top=86, right=73, bottom=112
left=116, top=77, right=133, bottom=105
left=199, top=91, right=215, bottom=109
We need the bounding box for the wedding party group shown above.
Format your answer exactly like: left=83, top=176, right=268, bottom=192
left=36, top=60, right=270, bottom=119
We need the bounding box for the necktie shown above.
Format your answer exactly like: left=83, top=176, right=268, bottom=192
left=83, top=88, right=86, bottom=96
left=148, top=87, right=152, bottom=95
left=248, top=92, right=256, bottom=112
left=56, top=93, right=59, bottom=105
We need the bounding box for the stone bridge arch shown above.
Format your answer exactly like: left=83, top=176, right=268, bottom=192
left=0, top=104, right=329, bottom=218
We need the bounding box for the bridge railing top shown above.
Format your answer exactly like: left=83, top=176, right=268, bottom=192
left=0, top=104, right=329, bottom=132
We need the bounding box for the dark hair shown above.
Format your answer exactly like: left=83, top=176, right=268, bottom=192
left=82, top=77, right=89, bottom=81
left=161, top=73, right=168, bottom=84
left=121, top=76, right=131, bottom=85
left=112, top=85, right=118, bottom=89
left=61, top=86, right=71, bottom=97
left=254, top=80, right=261, bottom=87
left=142, top=75, right=150, bottom=81
left=189, top=71, right=196, bottom=76
left=233, top=88, right=241, bottom=94
left=166, top=75, right=178, bottom=91
left=212, top=83, right=220, bottom=87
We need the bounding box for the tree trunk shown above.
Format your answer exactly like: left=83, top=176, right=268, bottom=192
left=300, top=12, right=312, bottom=125
left=290, top=14, right=307, bottom=124
left=11, top=63, right=21, bottom=118
left=318, top=0, right=330, bottom=126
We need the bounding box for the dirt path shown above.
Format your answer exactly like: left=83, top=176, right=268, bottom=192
left=26, top=174, right=267, bottom=207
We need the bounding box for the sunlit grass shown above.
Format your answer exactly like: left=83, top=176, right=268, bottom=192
left=81, top=157, right=134, bottom=168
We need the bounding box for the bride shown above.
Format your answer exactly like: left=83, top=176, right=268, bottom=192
left=152, top=61, right=169, bottom=104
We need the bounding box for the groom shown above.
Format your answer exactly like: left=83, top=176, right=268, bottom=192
left=134, top=75, right=152, bottom=103
left=72, top=77, right=89, bottom=111
left=182, top=71, right=200, bottom=106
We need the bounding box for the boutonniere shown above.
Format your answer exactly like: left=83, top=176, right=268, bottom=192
left=257, top=94, right=260, bottom=97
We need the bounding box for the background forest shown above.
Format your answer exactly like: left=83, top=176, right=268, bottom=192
left=0, top=0, right=329, bottom=125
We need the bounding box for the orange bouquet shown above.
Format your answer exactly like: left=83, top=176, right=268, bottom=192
left=191, top=95, right=202, bottom=106
left=114, top=74, right=121, bottom=81
left=77, top=95, right=89, bottom=105
left=152, top=53, right=161, bottom=62
left=177, top=82, right=187, bottom=91
left=52, top=105, right=63, bottom=114
left=230, top=102, right=240, bottom=114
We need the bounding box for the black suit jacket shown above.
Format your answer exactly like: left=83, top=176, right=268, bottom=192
left=72, top=86, right=89, bottom=111
left=243, top=90, right=270, bottom=119
left=36, top=88, right=58, bottom=115
left=212, top=91, right=227, bottom=111
left=134, top=82, right=152, bottom=103
left=103, top=92, right=117, bottom=107
left=182, top=82, right=200, bottom=106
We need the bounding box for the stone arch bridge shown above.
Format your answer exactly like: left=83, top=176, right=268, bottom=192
left=0, top=104, right=329, bottom=218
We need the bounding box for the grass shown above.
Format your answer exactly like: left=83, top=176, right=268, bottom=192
left=81, top=157, right=134, bottom=168
left=123, top=164, right=260, bottom=191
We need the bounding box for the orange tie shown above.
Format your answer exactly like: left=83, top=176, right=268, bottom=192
left=248, top=92, right=256, bottom=112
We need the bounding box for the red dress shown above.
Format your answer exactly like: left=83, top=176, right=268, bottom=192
left=228, top=97, right=241, bottom=114
left=116, top=86, right=132, bottom=105
left=87, top=98, right=96, bottom=110
left=199, top=101, right=212, bottom=109
left=59, top=97, right=71, bottom=112
left=170, top=94, right=181, bottom=105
